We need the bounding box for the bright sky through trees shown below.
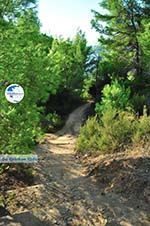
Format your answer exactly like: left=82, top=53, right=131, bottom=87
left=38, top=0, right=100, bottom=45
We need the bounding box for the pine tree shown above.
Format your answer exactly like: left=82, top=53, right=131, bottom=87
left=91, top=0, right=150, bottom=79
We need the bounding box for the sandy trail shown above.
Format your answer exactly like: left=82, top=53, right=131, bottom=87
left=1, top=133, right=149, bottom=226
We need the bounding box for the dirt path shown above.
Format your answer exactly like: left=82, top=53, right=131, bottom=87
left=1, top=133, right=149, bottom=226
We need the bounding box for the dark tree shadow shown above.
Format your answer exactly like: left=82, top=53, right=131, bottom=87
left=0, top=211, right=52, bottom=226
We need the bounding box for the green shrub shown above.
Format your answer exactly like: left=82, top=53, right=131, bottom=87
left=44, top=112, right=63, bottom=132
left=95, top=80, right=132, bottom=116
left=76, top=109, right=135, bottom=154
left=133, top=115, right=150, bottom=144
left=0, top=104, right=42, bottom=155
left=131, top=94, right=146, bottom=114
left=77, top=79, right=138, bottom=154
left=76, top=116, right=101, bottom=154
left=81, top=76, right=96, bottom=100
left=98, top=109, right=135, bottom=153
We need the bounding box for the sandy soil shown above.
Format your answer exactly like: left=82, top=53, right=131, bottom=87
left=0, top=133, right=149, bottom=226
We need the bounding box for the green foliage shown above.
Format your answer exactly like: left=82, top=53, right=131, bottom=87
left=138, top=20, right=150, bottom=72
left=99, top=109, right=135, bottom=152
left=81, top=75, right=96, bottom=99
left=0, top=3, right=60, bottom=155
left=0, top=0, right=36, bottom=19
left=77, top=108, right=150, bottom=154
left=76, top=116, right=100, bottom=153
left=48, top=31, right=91, bottom=94
left=133, top=115, right=150, bottom=144
left=131, top=94, right=147, bottom=114
left=0, top=0, right=149, bottom=164
left=91, top=0, right=150, bottom=84
left=95, top=80, right=132, bottom=115
left=0, top=1, right=91, bottom=159
left=44, top=113, right=63, bottom=132
left=76, top=109, right=135, bottom=154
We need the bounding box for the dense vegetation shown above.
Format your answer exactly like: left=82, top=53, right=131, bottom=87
left=77, top=0, right=150, bottom=153
left=0, top=0, right=92, bottom=164
left=0, top=0, right=149, bottom=170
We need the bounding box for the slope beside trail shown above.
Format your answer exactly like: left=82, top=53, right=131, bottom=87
left=0, top=104, right=149, bottom=226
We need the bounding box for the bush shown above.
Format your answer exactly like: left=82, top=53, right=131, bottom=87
left=0, top=103, right=42, bottom=155
left=131, top=94, right=147, bottom=115
left=133, top=115, right=150, bottom=144
left=95, top=80, right=132, bottom=116
left=98, top=109, right=135, bottom=152
left=76, top=116, right=101, bottom=154
left=76, top=107, right=150, bottom=155
left=42, top=112, right=63, bottom=132
left=76, top=80, right=140, bottom=154
left=76, top=109, right=135, bottom=154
